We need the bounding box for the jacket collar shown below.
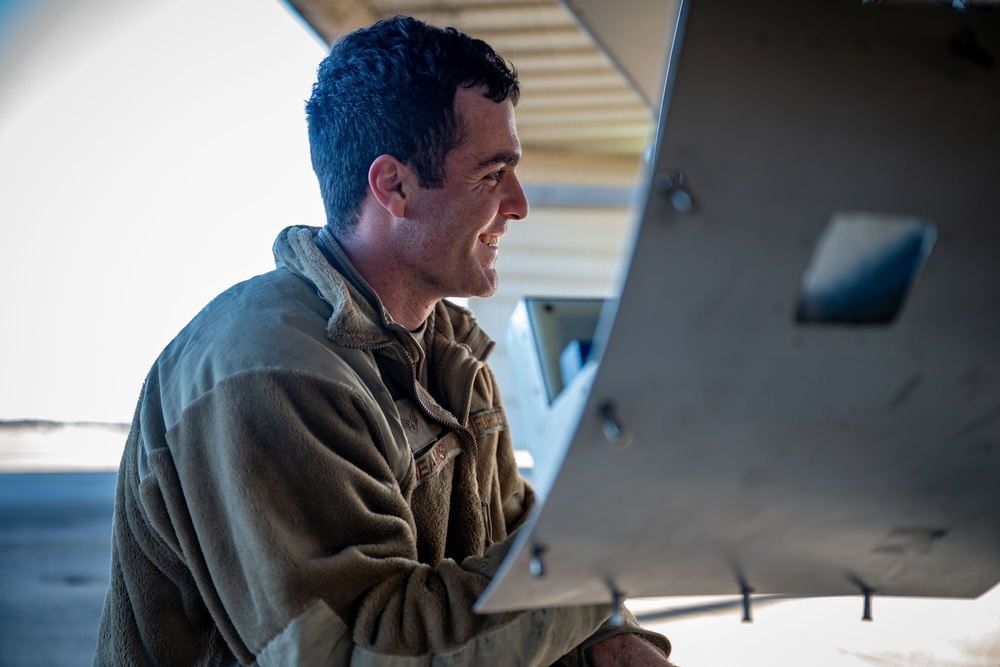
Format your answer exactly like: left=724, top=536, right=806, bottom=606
left=273, top=225, right=494, bottom=363
left=274, top=225, right=394, bottom=348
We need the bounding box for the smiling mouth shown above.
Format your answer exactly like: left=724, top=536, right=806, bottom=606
left=479, top=234, right=500, bottom=248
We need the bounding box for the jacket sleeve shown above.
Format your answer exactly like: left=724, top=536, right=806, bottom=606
left=145, top=367, right=614, bottom=666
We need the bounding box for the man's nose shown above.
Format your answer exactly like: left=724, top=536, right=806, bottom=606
left=502, top=171, right=529, bottom=221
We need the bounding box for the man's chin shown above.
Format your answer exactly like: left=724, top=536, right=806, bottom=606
left=458, top=280, right=498, bottom=301
left=467, top=268, right=499, bottom=299
left=478, top=276, right=499, bottom=298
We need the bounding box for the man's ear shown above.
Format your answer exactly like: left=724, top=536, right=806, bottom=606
left=368, top=154, right=412, bottom=218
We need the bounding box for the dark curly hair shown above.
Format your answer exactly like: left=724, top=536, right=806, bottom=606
left=306, top=15, right=520, bottom=233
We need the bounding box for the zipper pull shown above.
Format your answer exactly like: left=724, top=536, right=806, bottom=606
left=481, top=499, right=493, bottom=545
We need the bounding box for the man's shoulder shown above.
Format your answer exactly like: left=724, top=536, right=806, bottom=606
left=152, top=268, right=374, bottom=419
left=184, top=267, right=330, bottom=359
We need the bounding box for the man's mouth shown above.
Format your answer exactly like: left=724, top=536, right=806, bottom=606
left=479, top=234, right=500, bottom=248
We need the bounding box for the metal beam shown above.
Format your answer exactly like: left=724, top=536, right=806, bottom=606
left=522, top=183, right=636, bottom=208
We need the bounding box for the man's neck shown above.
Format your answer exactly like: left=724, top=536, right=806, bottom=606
left=377, top=287, right=434, bottom=331
left=333, top=227, right=435, bottom=331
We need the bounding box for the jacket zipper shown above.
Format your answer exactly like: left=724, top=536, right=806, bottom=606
left=345, top=338, right=492, bottom=543
left=396, top=339, right=479, bottom=459
left=396, top=339, right=493, bottom=545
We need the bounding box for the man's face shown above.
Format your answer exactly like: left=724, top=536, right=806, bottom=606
left=399, top=86, right=528, bottom=301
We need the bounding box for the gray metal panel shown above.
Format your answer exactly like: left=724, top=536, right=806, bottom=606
left=559, top=0, right=680, bottom=109
left=479, top=0, right=1000, bottom=612
left=520, top=184, right=637, bottom=209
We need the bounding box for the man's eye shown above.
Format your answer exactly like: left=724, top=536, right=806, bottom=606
left=487, top=169, right=505, bottom=182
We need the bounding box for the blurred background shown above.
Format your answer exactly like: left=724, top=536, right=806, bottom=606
left=0, top=0, right=997, bottom=665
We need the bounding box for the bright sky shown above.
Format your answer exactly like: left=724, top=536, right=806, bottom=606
left=0, top=0, right=326, bottom=424
left=0, top=1, right=998, bottom=664
left=638, top=587, right=1000, bottom=666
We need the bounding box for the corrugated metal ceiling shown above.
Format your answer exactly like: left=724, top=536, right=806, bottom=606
left=283, top=0, right=661, bottom=175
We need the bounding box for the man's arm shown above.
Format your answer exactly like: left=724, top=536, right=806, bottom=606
left=589, top=633, right=675, bottom=667
left=149, top=368, right=611, bottom=665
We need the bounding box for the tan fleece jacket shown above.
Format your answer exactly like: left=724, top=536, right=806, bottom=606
left=94, top=226, right=669, bottom=666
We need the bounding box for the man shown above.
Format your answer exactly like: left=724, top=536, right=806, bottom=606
left=96, top=15, right=673, bottom=666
